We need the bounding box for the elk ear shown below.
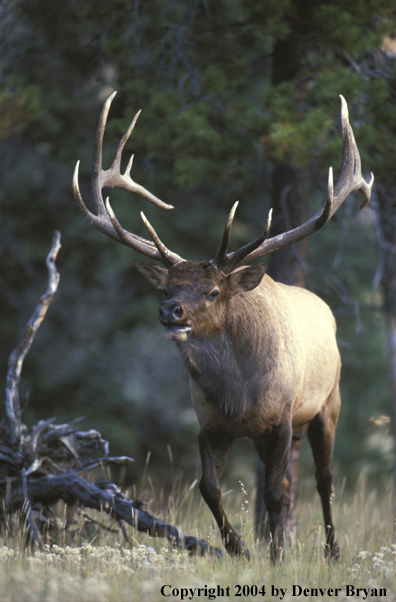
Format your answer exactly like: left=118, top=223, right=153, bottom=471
left=135, top=259, right=169, bottom=290
left=227, top=264, right=266, bottom=296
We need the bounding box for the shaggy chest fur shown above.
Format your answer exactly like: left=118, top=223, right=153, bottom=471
left=180, top=334, right=269, bottom=416
left=177, top=314, right=286, bottom=439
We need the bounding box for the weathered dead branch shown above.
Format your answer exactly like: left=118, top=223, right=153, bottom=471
left=4, top=231, right=61, bottom=448
left=0, top=232, right=222, bottom=557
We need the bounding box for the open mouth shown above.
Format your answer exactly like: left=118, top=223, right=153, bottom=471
left=164, top=324, right=192, bottom=342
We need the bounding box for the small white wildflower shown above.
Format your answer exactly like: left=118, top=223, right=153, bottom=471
left=0, top=546, right=15, bottom=561
left=346, top=563, right=360, bottom=575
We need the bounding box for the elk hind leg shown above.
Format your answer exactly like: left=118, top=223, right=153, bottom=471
left=307, top=386, right=340, bottom=560
left=255, top=421, right=292, bottom=563
left=255, top=458, right=270, bottom=542
left=255, top=440, right=301, bottom=543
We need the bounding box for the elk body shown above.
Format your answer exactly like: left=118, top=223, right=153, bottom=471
left=73, top=93, right=373, bottom=562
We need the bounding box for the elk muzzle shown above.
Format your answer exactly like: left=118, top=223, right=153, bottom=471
left=159, top=299, right=192, bottom=342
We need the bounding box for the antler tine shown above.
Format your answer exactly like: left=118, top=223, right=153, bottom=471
left=102, top=104, right=174, bottom=211
left=73, top=159, right=96, bottom=222
left=110, top=108, right=141, bottom=181
left=104, top=197, right=165, bottom=262
left=92, top=92, right=173, bottom=212
left=335, top=95, right=373, bottom=211
left=90, top=91, right=117, bottom=215
left=73, top=92, right=183, bottom=265
left=73, top=94, right=118, bottom=228
left=214, top=201, right=239, bottom=266
left=228, top=208, right=273, bottom=270
left=141, top=212, right=184, bottom=267
left=220, top=95, right=373, bottom=270
left=217, top=208, right=273, bottom=272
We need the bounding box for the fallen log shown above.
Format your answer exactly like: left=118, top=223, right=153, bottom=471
left=3, top=471, right=219, bottom=555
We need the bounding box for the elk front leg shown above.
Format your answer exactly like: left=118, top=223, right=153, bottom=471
left=307, top=386, right=340, bottom=560
left=255, top=421, right=292, bottom=563
left=198, top=429, right=249, bottom=558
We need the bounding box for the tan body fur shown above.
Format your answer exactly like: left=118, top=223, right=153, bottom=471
left=190, top=274, right=341, bottom=439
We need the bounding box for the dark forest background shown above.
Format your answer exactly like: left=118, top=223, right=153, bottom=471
left=1, top=0, right=396, bottom=493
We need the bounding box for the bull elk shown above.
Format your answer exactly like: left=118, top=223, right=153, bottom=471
left=73, top=93, right=373, bottom=562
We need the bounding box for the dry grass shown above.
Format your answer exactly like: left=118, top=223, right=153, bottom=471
left=0, top=475, right=394, bottom=602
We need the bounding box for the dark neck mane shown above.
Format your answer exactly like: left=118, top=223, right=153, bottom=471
left=179, top=292, right=276, bottom=416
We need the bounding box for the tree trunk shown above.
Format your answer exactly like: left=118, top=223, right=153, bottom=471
left=255, top=25, right=311, bottom=542
left=267, top=163, right=310, bottom=285
left=386, top=314, right=396, bottom=484
left=377, top=184, right=396, bottom=488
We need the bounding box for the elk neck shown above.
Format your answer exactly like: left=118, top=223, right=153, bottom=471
left=177, top=286, right=280, bottom=417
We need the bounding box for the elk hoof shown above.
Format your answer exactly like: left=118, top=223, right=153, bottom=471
left=269, top=543, right=285, bottom=565
left=225, top=532, right=250, bottom=560
left=324, top=540, right=340, bottom=562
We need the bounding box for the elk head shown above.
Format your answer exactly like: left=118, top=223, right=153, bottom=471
left=73, top=92, right=373, bottom=338
left=135, top=259, right=267, bottom=342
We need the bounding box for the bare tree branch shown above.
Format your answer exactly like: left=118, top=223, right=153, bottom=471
left=4, top=231, right=61, bottom=447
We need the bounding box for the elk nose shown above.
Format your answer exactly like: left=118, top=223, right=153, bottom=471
left=158, top=300, right=184, bottom=325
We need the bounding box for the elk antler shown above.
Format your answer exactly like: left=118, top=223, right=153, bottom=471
left=215, top=96, right=374, bottom=273
left=73, top=92, right=183, bottom=267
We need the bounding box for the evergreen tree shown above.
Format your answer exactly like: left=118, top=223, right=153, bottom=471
left=1, top=0, right=395, bottom=484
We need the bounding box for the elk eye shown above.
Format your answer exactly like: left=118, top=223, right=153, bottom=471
left=207, top=289, right=220, bottom=301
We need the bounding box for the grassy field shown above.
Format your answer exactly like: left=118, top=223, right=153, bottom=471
left=0, top=474, right=394, bottom=602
